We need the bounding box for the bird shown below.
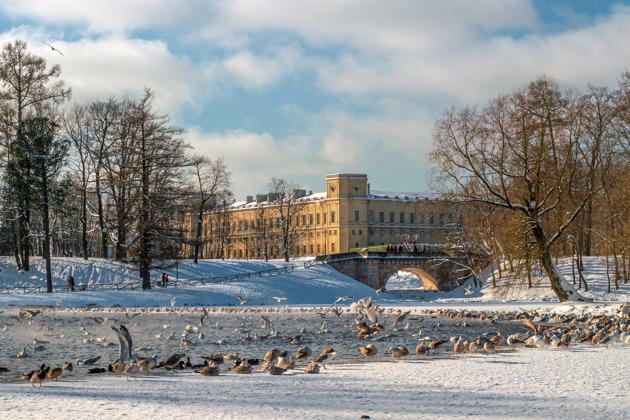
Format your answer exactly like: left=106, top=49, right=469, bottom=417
left=78, top=355, right=102, bottom=366
left=159, top=353, right=186, bottom=372
left=331, top=296, right=354, bottom=307
left=231, top=363, right=253, bottom=374
left=312, top=348, right=336, bottom=369
left=199, top=308, right=209, bottom=326
left=267, top=364, right=286, bottom=375
left=464, top=284, right=473, bottom=295
left=305, top=363, right=320, bottom=374
left=272, top=297, right=287, bottom=303
left=48, top=367, right=63, bottom=382
left=398, top=345, right=409, bottom=359
left=392, top=310, right=411, bottom=328
left=17, top=346, right=28, bottom=358
left=124, top=361, right=139, bottom=381
left=31, top=366, right=50, bottom=387
left=112, top=359, right=125, bottom=376
left=294, top=347, right=312, bottom=363
left=389, top=347, right=404, bottom=361
left=416, top=342, right=427, bottom=356
left=236, top=296, right=247, bottom=306
left=87, top=367, right=107, bottom=374
left=42, top=41, right=63, bottom=56
left=276, top=356, right=295, bottom=370
left=358, top=344, right=378, bottom=361
left=428, top=339, right=448, bottom=354
left=138, top=356, right=158, bottom=375
left=170, top=297, right=177, bottom=307
left=196, top=365, right=220, bottom=376
left=454, top=336, right=465, bottom=355
left=111, top=325, right=133, bottom=363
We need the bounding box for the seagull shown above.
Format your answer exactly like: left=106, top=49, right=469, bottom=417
left=111, top=325, right=133, bottom=363
left=42, top=41, right=63, bottom=56
left=236, top=296, right=247, bottom=306
left=464, top=284, right=473, bottom=295
left=375, top=287, right=388, bottom=295
left=199, top=308, right=208, bottom=326
left=272, top=297, right=287, bottom=303
left=331, top=296, right=354, bottom=307
left=170, top=297, right=177, bottom=307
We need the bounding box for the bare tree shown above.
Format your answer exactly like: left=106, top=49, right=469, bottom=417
left=0, top=39, right=71, bottom=271
left=190, top=155, right=231, bottom=263
left=431, top=77, right=607, bottom=301
left=268, top=177, right=307, bottom=262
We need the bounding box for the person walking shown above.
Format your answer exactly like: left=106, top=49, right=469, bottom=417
left=67, top=276, right=75, bottom=292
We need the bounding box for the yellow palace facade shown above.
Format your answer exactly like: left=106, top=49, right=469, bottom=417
left=186, top=173, right=462, bottom=260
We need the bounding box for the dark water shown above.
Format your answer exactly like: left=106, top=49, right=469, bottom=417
left=0, top=307, right=527, bottom=382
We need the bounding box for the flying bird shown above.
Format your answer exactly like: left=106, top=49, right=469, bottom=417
left=42, top=41, right=63, bottom=56
left=236, top=296, right=247, bottom=306
left=199, top=308, right=209, bottom=326
left=464, top=284, right=473, bottom=295
left=272, top=297, right=287, bottom=303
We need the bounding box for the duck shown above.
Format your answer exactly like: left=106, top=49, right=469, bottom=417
left=484, top=341, right=496, bottom=353
left=87, top=367, right=107, bottom=374
left=31, top=366, right=50, bottom=387
left=62, top=362, right=73, bottom=372
left=47, top=367, right=63, bottom=382
left=358, top=344, right=378, bottom=361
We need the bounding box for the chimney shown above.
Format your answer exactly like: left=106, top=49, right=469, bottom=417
left=256, top=194, right=266, bottom=204
left=245, top=196, right=253, bottom=204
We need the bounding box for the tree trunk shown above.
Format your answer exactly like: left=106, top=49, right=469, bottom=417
left=531, top=223, right=577, bottom=302
left=81, top=184, right=88, bottom=260
left=42, top=174, right=52, bottom=293
left=194, top=204, right=205, bottom=264
left=95, top=174, right=108, bottom=259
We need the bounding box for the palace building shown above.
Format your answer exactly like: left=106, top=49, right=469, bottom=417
left=185, top=173, right=462, bottom=260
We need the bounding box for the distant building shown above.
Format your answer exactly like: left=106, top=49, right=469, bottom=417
left=184, top=173, right=462, bottom=259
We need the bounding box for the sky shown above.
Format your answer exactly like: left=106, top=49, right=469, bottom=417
left=0, top=0, right=629, bottom=199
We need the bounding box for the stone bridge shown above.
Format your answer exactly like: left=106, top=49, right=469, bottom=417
left=316, top=250, right=489, bottom=291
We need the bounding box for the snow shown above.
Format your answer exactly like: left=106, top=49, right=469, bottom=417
left=3, top=345, right=628, bottom=419
left=1, top=255, right=629, bottom=419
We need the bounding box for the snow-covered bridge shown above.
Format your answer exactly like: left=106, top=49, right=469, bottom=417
left=316, top=250, right=489, bottom=291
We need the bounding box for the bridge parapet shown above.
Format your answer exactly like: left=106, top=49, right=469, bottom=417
left=317, top=251, right=489, bottom=291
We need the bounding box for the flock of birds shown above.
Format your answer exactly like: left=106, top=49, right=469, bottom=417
left=2, top=298, right=630, bottom=387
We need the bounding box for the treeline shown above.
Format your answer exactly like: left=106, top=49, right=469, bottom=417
left=0, top=40, right=232, bottom=291
left=431, top=74, right=630, bottom=301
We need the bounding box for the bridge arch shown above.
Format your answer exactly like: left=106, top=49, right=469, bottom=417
left=385, top=268, right=439, bottom=290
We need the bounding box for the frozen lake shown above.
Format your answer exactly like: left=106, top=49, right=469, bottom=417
left=0, top=306, right=528, bottom=382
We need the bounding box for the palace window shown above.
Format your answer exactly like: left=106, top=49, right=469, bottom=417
left=400, top=213, right=405, bottom=224
left=389, top=212, right=394, bottom=224
left=379, top=212, right=384, bottom=223
left=324, top=212, right=327, bottom=224
left=368, top=211, right=374, bottom=223
left=309, top=214, right=314, bottom=225
left=410, top=213, right=415, bottom=224
left=331, top=211, right=336, bottom=223
left=355, top=211, right=360, bottom=222
left=317, top=213, right=321, bottom=225
left=331, top=243, right=335, bottom=252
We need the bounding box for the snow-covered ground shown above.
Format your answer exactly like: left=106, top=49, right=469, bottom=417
left=3, top=345, right=628, bottom=420
left=0, top=255, right=627, bottom=309
left=1, top=256, right=629, bottom=419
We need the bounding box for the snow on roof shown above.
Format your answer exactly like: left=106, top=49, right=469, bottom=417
left=370, top=190, right=444, bottom=200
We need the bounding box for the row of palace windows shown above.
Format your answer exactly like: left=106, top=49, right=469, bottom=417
left=221, top=211, right=339, bottom=233
left=352, top=211, right=458, bottom=226
left=351, top=229, right=435, bottom=237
